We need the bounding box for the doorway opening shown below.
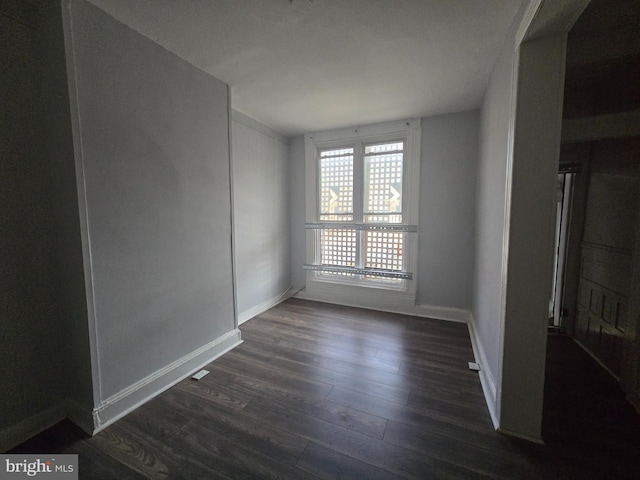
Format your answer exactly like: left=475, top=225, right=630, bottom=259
left=550, top=166, right=579, bottom=328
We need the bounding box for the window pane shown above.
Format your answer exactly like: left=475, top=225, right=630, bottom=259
left=364, top=214, right=402, bottom=223
left=364, top=142, right=403, bottom=219
left=321, top=148, right=354, bottom=157
left=320, top=214, right=353, bottom=222
left=320, top=229, right=356, bottom=267
left=365, top=231, right=403, bottom=271
left=364, top=142, right=403, bottom=154
left=320, top=148, right=353, bottom=216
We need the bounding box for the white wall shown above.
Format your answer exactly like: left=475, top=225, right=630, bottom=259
left=232, top=111, right=291, bottom=323
left=499, top=34, right=568, bottom=441
left=417, top=111, right=479, bottom=310
left=64, top=0, right=239, bottom=430
left=471, top=38, right=517, bottom=417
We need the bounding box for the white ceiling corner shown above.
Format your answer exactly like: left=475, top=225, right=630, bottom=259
left=86, top=0, right=523, bottom=136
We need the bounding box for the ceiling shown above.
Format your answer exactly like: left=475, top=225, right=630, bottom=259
left=86, top=0, right=523, bottom=136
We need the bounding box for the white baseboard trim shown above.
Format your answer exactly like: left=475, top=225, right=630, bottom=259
left=238, top=286, right=293, bottom=325
left=0, top=402, right=67, bottom=452
left=294, top=289, right=471, bottom=324
left=91, top=328, right=242, bottom=434
left=467, top=313, right=499, bottom=431
left=412, top=304, right=472, bottom=323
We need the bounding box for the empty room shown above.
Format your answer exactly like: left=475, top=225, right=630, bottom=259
left=2, top=0, right=639, bottom=478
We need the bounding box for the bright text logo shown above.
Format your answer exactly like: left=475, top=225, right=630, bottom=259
left=1, top=455, right=77, bottom=480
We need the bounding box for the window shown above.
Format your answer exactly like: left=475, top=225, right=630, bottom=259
left=304, top=120, right=421, bottom=301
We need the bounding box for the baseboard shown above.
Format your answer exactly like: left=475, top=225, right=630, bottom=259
left=238, top=286, right=293, bottom=325
left=90, top=328, right=242, bottom=434
left=0, top=402, right=67, bottom=452
left=412, top=304, right=472, bottom=323
left=294, top=289, right=471, bottom=324
left=466, top=313, right=499, bottom=430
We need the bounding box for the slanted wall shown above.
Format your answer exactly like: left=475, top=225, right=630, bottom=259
left=64, top=0, right=239, bottom=429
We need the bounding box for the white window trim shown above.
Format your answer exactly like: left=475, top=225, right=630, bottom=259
left=304, top=119, right=421, bottom=308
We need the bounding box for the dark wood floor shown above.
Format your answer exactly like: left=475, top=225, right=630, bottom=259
left=9, top=298, right=640, bottom=479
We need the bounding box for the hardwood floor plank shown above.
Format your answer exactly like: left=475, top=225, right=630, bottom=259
left=264, top=391, right=389, bottom=439
left=167, top=457, right=234, bottom=480
left=327, top=385, right=494, bottom=432
left=89, top=422, right=184, bottom=479
left=296, top=441, right=410, bottom=480
left=383, top=420, right=541, bottom=480
left=375, top=340, right=476, bottom=365
left=211, top=351, right=334, bottom=398
left=71, top=440, right=150, bottom=480
left=172, top=374, right=253, bottom=410
left=166, top=420, right=318, bottom=480
left=259, top=307, right=409, bottom=345
left=269, top=347, right=423, bottom=394
left=268, top=354, right=411, bottom=405
left=398, top=355, right=480, bottom=379
left=241, top=396, right=436, bottom=480
left=401, top=371, right=486, bottom=402
left=279, top=338, right=401, bottom=373
left=434, top=459, right=497, bottom=480
left=243, top=318, right=380, bottom=358
left=70, top=440, right=150, bottom=480
left=407, top=384, right=487, bottom=411
left=215, top=368, right=389, bottom=438
left=160, top=389, right=308, bottom=466
left=120, top=396, right=190, bottom=442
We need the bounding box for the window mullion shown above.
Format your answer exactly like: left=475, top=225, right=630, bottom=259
left=353, top=141, right=364, bottom=223
left=353, top=142, right=365, bottom=269
left=356, top=231, right=366, bottom=272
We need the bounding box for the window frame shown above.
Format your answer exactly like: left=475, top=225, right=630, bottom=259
left=304, top=119, right=421, bottom=303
